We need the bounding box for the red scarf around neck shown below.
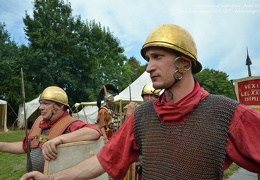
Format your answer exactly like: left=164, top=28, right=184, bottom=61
left=153, top=80, right=209, bottom=123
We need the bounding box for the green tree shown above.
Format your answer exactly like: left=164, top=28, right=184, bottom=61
left=22, top=0, right=128, bottom=104
left=0, top=23, right=33, bottom=125
left=22, top=0, right=84, bottom=105
left=0, top=23, right=24, bottom=106
left=77, top=21, right=127, bottom=100
left=194, top=68, right=236, bottom=99
left=128, top=56, right=146, bottom=80
left=116, top=56, right=146, bottom=92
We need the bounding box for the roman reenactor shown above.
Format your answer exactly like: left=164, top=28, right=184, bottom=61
left=96, top=84, right=119, bottom=143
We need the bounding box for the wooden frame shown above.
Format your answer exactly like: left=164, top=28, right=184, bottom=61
left=44, top=137, right=108, bottom=179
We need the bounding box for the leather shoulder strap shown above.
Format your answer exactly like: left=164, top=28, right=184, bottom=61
left=47, top=115, right=75, bottom=138
left=28, top=116, right=43, bottom=138
left=29, top=115, right=76, bottom=148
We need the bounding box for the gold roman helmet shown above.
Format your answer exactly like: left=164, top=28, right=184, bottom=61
left=141, top=24, right=202, bottom=74
left=141, top=83, right=160, bottom=97
left=39, top=86, right=69, bottom=107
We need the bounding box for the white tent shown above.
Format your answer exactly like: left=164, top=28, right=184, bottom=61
left=114, top=71, right=152, bottom=103
left=72, top=104, right=98, bottom=124
left=18, top=96, right=41, bottom=128
left=0, top=99, right=8, bottom=132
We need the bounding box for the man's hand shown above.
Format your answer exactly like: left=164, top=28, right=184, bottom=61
left=125, top=102, right=138, bottom=119
left=42, top=137, right=63, bottom=161
left=127, top=102, right=138, bottom=112
left=20, top=171, right=49, bottom=180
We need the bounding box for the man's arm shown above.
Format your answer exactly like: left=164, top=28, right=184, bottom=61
left=59, top=126, right=101, bottom=143
left=20, top=155, right=105, bottom=180
left=0, top=141, right=25, bottom=154
left=100, top=127, right=108, bottom=143
left=42, top=127, right=101, bottom=161
left=97, top=109, right=109, bottom=143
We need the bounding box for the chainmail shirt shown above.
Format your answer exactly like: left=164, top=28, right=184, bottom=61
left=134, top=94, right=239, bottom=180
left=30, top=129, right=49, bottom=172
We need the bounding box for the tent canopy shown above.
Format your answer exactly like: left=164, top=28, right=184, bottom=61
left=72, top=105, right=98, bottom=124
left=18, top=96, right=41, bottom=128
left=114, top=72, right=152, bottom=103
left=0, top=99, right=8, bottom=131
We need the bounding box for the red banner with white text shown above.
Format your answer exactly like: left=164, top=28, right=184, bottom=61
left=233, top=76, right=260, bottom=113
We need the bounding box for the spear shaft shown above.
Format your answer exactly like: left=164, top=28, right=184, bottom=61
left=21, top=68, right=33, bottom=172
left=129, top=86, right=132, bottom=102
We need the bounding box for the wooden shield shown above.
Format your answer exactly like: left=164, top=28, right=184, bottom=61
left=44, top=137, right=109, bottom=180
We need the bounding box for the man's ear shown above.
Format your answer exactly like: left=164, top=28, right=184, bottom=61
left=180, top=55, right=192, bottom=70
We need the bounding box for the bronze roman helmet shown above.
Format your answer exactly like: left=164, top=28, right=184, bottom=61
left=39, top=86, right=69, bottom=108
left=141, top=83, right=160, bottom=98
left=141, top=24, right=202, bottom=74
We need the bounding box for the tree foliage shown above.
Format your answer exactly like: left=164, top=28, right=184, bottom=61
left=117, top=56, right=146, bottom=91
left=194, top=68, right=236, bottom=99
left=22, top=0, right=130, bottom=105
left=0, top=23, right=23, bottom=106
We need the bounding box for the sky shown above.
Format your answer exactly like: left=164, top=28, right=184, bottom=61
left=1, top=0, right=260, bottom=80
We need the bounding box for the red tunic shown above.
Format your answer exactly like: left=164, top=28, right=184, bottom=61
left=97, top=80, right=260, bottom=179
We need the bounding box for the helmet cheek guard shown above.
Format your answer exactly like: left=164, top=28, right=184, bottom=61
left=173, top=56, right=192, bottom=81
left=105, top=94, right=115, bottom=107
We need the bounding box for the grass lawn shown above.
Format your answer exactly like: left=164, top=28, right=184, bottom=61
left=0, top=130, right=240, bottom=179
left=0, top=130, right=26, bottom=180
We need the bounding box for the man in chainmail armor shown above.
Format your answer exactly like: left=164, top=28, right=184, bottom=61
left=21, top=25, right=260, bottom=180
left=0, top=86, right=101, bottom=173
